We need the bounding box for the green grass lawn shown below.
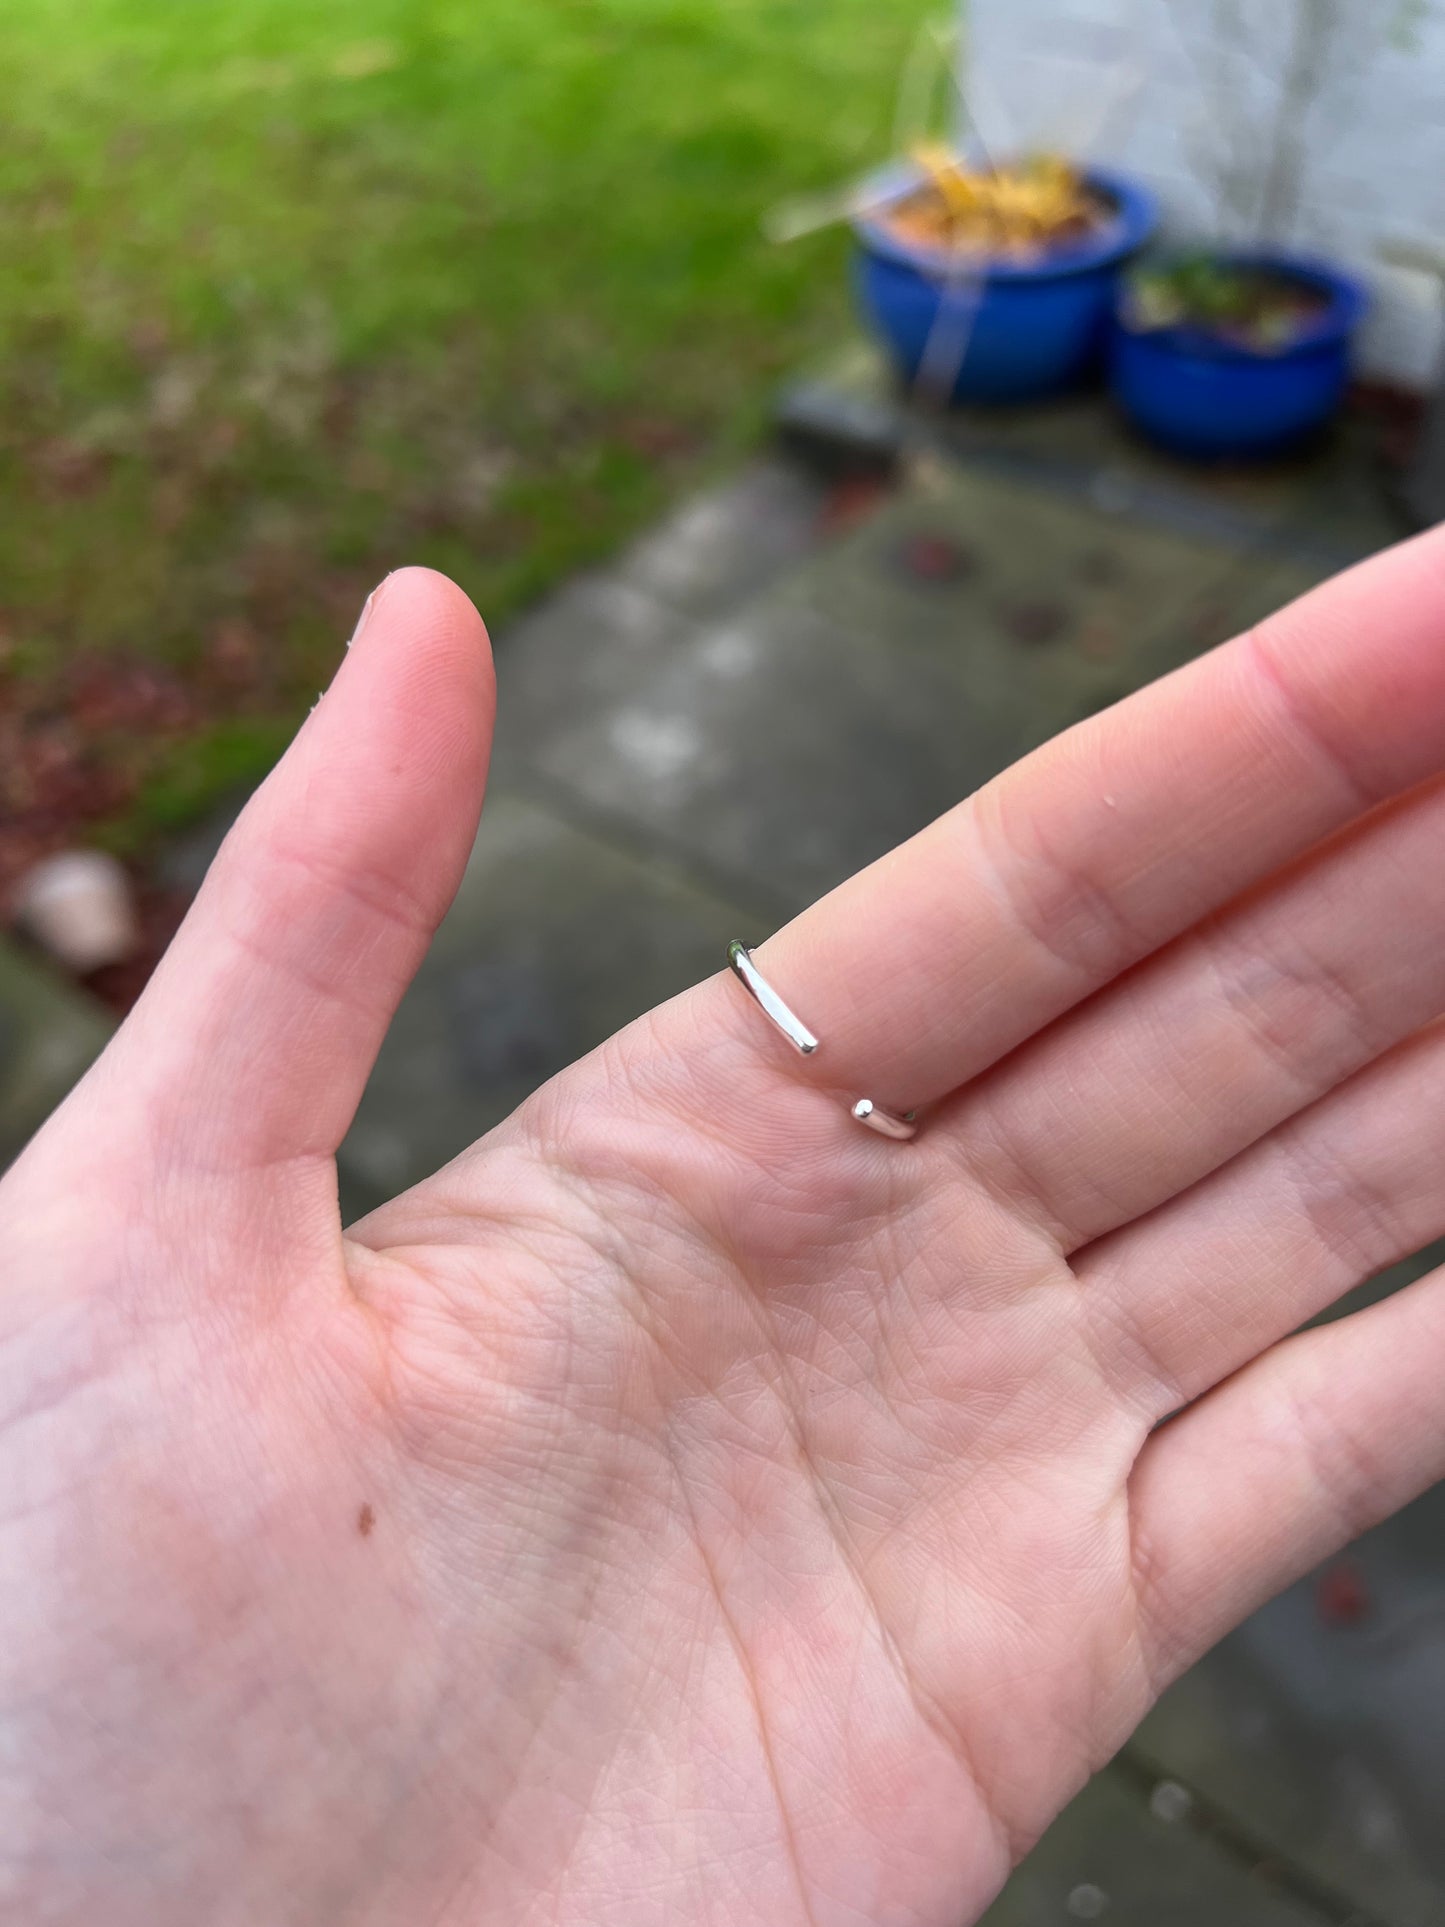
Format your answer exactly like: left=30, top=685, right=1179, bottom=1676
left=0, top=0, right=931, bottom=870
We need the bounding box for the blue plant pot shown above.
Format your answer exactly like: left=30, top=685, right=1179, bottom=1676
left=853, top=164, right=1157, bottom=405
left=1108, top=254, right=1368, bottom=459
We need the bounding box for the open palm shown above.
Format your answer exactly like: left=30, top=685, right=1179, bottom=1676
left=5, top=547, right=1445, bottom=1926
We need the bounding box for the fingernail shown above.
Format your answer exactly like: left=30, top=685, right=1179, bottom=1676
left=347, top=578, right=385, bottom=649
left=347, top=593, right=374, bottom=649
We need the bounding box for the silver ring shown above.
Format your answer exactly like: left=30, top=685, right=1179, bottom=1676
left=727, top=941, right=918, bottom=1140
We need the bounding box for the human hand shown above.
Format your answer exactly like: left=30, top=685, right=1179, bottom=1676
left=5, top=545, right=1445, bottom=1926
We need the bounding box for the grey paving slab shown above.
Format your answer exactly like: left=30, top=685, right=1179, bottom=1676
left=795, top=337, right=1408, bottom=566
left=495, top=569, right=707, bottom=757
left=1174, top=551, right=1336, bottom=648
left=948, top=400, right=1315, bottom=540
left=1135, top=1479, right=1445, bottom=1927
left=611, top=457, right=829, bottom=620
left=984, top=1763, right=1336, bottom=1927
left=337, top=789, right=748, bottom=1217
left=771, top=457, right=1255, bottom=744
left=1276, top=411, right=1415, bottom=561
left=495, top=563, right=1038, bottom=917
left=1112, top=548, right=1334, bottom=709
left=794, top=339, right=1289, bottom=531
left=0, top=939, right=112, bottom=1171
left=492, top=449, right=1388, bottom=987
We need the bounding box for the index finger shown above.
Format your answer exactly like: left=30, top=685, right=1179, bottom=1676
left=748, top=524, right=1445, bottom=1114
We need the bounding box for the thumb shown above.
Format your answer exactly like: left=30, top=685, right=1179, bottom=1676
left=89, top=566, right=494, bottom=1184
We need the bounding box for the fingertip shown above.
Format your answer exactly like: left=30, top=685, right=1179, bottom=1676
left=370, top=564, right=490, bottom=643
left=325, top=566, right=496, bottom=805
left=358, top=564, right=494, bottom=697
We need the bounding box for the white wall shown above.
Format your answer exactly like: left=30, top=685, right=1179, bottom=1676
left=967, top=0, right=1445, bottom=387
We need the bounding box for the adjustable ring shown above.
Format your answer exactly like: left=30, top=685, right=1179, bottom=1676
left=726, top=941, right=918, bottom=1140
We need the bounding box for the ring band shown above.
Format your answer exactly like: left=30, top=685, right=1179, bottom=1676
left=726, top=940, right=918, bottom=1140
left=727, top=939, right=818, bottom=1054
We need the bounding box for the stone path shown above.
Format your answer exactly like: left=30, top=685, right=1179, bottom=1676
left=0, top=941, right=110, bottom=1170
left=3, top=365, right=1442, bottom=1920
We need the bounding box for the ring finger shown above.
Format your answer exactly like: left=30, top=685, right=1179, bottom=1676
left=928, top=772, right=1445, bottom=1252
left=1076, top=1017, right=1445, bottom=1422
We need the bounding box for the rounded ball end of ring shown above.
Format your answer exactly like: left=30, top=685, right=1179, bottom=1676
left=852, top=1098, right=918, bottom=1141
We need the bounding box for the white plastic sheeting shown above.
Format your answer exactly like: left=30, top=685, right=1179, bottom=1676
left=966, top=0, right=1445, bottom=386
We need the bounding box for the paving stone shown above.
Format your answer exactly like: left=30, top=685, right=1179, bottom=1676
left=155, top=792, right=247, bottom=897
left=1134, top=1477, right=1445, bottom=1927
left=957, top=403, right=1315, bottom=540
left=771, top=458, right=1253, bottom=744
left=1277, top=409, right=1416, bottom=560
left=493, top=458, right=1391, bottom=931
left=337, top=790, right=749, bottom=1216
left=494, top=562, right=1039, bottom=917
left=774, top=371, right=905, bottom=477
left=1112, top=549, right=1333, bottom=706
left=495, top=569, right=705, bottom=753
left=1188, top=549, right=1338, bottom=639
left=0, top=938, right=112, bottom=1171
left=610, top=457, right=829, bottom=621
left=789, top=336, right=1407, bottom=567
left=796, top=339, right=1309, bottom=530
left=1108, top=539, right=1411, bottom=724
left=983, top=1763, right=1334, bottom=1927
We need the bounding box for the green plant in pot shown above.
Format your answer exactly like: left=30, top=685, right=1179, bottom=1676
left=1110, top=247, right=1366, bottom=458
left=1123, top=253, right=1332, bottom=353
left=1104, top=0, right=1426, bottom=459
